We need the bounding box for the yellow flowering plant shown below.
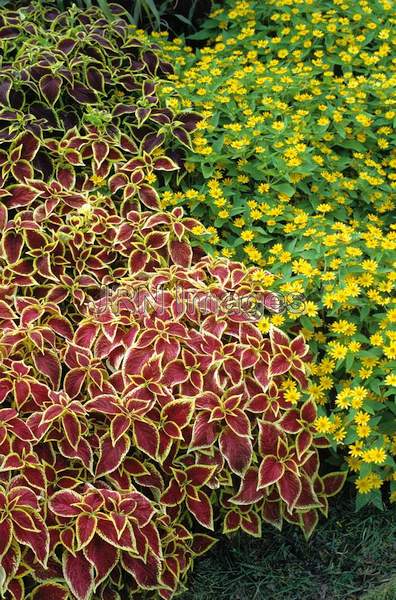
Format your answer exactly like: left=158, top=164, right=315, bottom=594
left=154, top=0, right=396, bottom=508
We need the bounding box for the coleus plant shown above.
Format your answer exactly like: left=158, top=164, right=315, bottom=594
left=0, top=176, right=347, bottom=598
left=0, top=1, right=200, bottom=202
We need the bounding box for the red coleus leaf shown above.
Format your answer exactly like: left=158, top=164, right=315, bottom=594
left=13, top=514, right=49, bottom=566
left=262, top=499, right=283, bottom=530
left=110, top=414, right=131, bottom=445
left=301, top=399, right=317, bottom=423
left=129, top=249, right=149, bottom=275
left=31, top=582, right=69, bottom=600
left=69, top=84, right=97, bottom=104
left=186, top=489, right=214, bottom=530
left=186, top=464, right=216, bottom=487
left=161, top=360, right=188, bottom=386
left=12, top=159, right=33, bottom=182
left=145, top=231, right=168, bottom=249
left=223, top=357, right=242, bottom=385
left=7, top=579, right=24, bottom=600
left=64, top=368, right=86, bottom=398
left=9, top=486, right=40, bottom=510
left=277, top=469, right=302, bottom=511
left=7, top=185, right=39, bottom=208
left=296, top=430, right=313, bottom=460
left=138, top=185, right=160, bottom=210
left=8, top=416, right=33, bottom=441
left=290, top=363, right=309, bottom=389
left=49, top=489, right=81, bottom=517
left=290, top=334, right=309, bottom=357
left=230, top=467, right=264, bottom=505
left=190, top=533, right=217, bottom=556
left=189, top=412, right=218, bottom=452
left=153, top=157, right=179, bottom=171
left=278, top=409, right=302, bottom=433
left=63, top=413, right=81, bottom=449
left=63, top=550, right=94, bottom=600
left=33, top=351, right=61, bottom=389
left=47, top=316, right=73, bottom=339
left=269, top=326, right=290, bottom=349
left=139, top=521, right=161, bottom=557
left=76, top=514, right=97, bottom=549
left=258, top=421, right=284, bottom=456
left=12, top=508, right=40, bottom=532
left=225, top=409, right=251, bottom=437
left=92, top=141, right=109, bottom=167
left=39, top=75, right=62, bottom=105
left=161, top=478, right=184, bottom=506
left=0, top=519, right=12, bottom=557
left=224, top=510, right=241, bottom=533
left=322, top=472, right=348, bottom=497
left=172, top=127, right=191, bottom=148
left=241, top=511, right=261, bottom=537
left=133, top=419, right=159, bottom=460
left=0, top=26, right=20, bottom=39
left=75, top=323, right=99, bottom=348
left=295, top=475, right=320, bottom=510
left=84, top=537, right=118, bottom=585
left=96, top=517, right=135, bottom=551
left=161, top=399, right=194, bottom=429
left=258, top=455, right=285, bottom=488
left=87, top=67, right=105, bottom=92
left=3, top=231, right=23, bottom=263
left=0, top=299, right=16, bottom=320
left=169, top=239, right=192, bottom=268
left=109, top=173, right=128, bottom=193
left=122, top=552, right=161, bottom=590
left=300, top=509, right=319, bottom=540
left=96, top=435, right=130, bottom=477
left=123, top=347, right=153, bottom=376
left=219, top=427, right=252, bottom=476
left=269, top=353, right=290, bottom=376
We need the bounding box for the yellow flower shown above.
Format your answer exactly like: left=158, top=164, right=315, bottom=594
left=241, top=230, right=255, bottom=241
left=257, top=317, right=270, bottom=334
left=303, top=301, right=318, bottom=318
left=385, top=373, right=396, bottom=386
left=90, top=174, right=105, bottom=186
left=328, top=342, right=348, bottom=360
left=362, top=448, right=386, bottom=464
left=334, top=428, right=346, bottom=442
left=356, top=424, right=371, bottom=438
left=354, top=412, right=370, bottom=426
left=314, top=416, right=333, bottom=434
left=355, top=473, right=382, bottom=493
left=347, top=456, right=362, bottom=471
left=284, top=387, right=301, bottom=405
left=258, top=183, right=270, bottom=193
left=336, top=388, right=351, bottom=409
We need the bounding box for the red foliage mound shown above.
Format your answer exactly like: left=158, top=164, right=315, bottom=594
left=0, top=195, right=346, bottom=599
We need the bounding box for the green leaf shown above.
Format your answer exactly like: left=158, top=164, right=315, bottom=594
left=355, top=492, right=371, bottom=511
left=300, top=316, right=314, bottom=331
left=272, top=183, right=295, bottom=197
left=201, top=164, right=215, bottom=178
